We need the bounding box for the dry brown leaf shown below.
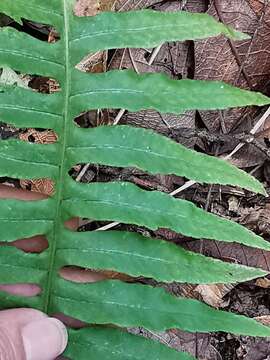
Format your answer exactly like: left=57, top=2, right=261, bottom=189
left=115, top=0, right=157, bottom=11
left=239, top=204, right=270, bottom=235
left=129, top=326, right=219, bottom=360
left=185, top=238, right=270, bottom=273
left=255, top=277, right=270, bottom=288
left=195, top=1, right=270, bottom=133
left=119, top=110, right=195, bottom=147
left=20, top=178, right=54, bottom=196
left=226, top=145, right=267, bottom=168
left=75, top=0, right=114, bottom=16
left=239, top=335, right=270, bottom=360
left=19, top=129, right=57, bottom=144
left=194, top=284, right=235, bottom=308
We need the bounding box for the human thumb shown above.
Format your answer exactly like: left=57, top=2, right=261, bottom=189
left=0, top=308, right=68, bottom=360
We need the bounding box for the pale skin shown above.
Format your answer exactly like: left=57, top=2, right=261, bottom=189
left=0, top=184, right=109, bottom=360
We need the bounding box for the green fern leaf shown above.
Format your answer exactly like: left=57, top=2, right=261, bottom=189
left=0, top=0, right=63, bottom=26
left=64, top=181, right=270, bottom=250
left=1, top=2, right=270, bottom=359
left=0, top=85, right=62, bottom=129
left=70, top=125, right=266, bottom=193
left=71, top=69, right=269, bottom=114
left=69, top=10, right=249, bottom=63
left=0, top=28, right=63, bottom=79
left=54, top=279, right=270, bottom=336
left=66, top=327, right=196, bottom=360
left=57, top=230, right=267, bottom=284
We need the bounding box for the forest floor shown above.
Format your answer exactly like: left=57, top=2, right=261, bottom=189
left=1, top=0, right=270, bottom=359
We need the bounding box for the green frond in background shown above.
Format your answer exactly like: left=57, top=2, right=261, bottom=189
left=0, top=1, right=270, bottom=359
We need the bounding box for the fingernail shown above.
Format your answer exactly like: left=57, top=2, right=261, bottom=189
left=22, top=317, right=68, bottom=360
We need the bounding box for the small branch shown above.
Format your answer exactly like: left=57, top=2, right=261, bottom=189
left=76, top=163, right=90, bottom=182
left=113, top=109, right=126, bottom=125
left=148, top=45, right=162, bottom=66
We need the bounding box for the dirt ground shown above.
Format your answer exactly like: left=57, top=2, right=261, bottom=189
left=1, top=0, right=270, bottom=359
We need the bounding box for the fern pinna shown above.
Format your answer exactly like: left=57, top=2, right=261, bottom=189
left=0, top=1, right=270, bottom=359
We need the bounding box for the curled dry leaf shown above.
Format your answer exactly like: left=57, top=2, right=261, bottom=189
left=255, top=277, right=270, bottom=288
left=194, top=284, right=235, bottom=308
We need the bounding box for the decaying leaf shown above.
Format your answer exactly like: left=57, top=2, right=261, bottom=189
left=255, top=277, right=270, bottom=288
left=75, top=0, right=116, bottom=16
left=195, top=1, right=270, bottom=133
left=194, top=284, right=235, bottom=308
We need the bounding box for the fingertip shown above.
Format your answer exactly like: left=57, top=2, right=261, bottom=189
left=22, top=317, right=68, bottom=360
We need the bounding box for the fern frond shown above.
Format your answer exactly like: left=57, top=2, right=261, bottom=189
left=1, top=2, right=270, bottom=359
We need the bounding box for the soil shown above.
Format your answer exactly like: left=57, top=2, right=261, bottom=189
left=1, top=0, right=270, bottom=359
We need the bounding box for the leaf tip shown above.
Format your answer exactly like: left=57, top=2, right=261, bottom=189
left=254, top=183, right=268, bottom=197
left=223, top=25, right=251, bottom=41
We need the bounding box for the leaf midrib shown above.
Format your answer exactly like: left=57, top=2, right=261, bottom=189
left=43, top=0, right=70, bottom=312
left=59, top=247, right=174, bottom=264
left=70, top=23, right=218, bottom=42
left=0, top=104, right=61, bottom=118
left=0, top=154, right=58, bottom=168
left=70, top=199, right=187, bottom=219
left=68, top=144, right=182, bottom=161
left=54, top=293, right=197, bottom=317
